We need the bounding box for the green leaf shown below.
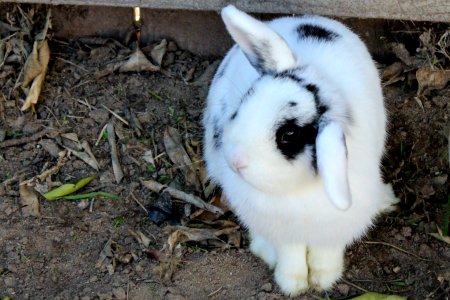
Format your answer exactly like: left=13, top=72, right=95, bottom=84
left=61, top=192, right=119, bottom=200
left=350, top=292, right=407, bottom=300
left=42, top=176, right=95, bottom=200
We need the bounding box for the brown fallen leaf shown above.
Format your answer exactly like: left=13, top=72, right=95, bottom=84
left=19, top=182, right=40, bottom=217
left=416, top=67, right=450, bottom=95
left=165, top=226, right=222, bottom=252
left=381, top=62, right=404, bottom=85
left=190, top=193, right=230, bottom=222
left=21, top=39, right=50, bottom=111
left=429, top=227, right=450, bottom=244
left=106, top=122, right=124, bottom=183
left=164, top=126, right=201, bottom=191
left=140, top=179, right=223, bottom=215
left=119, top=46, right=160, bottom=73
left=150, top=39, right=167, bottom=66
left=390, top=42, right=413, bottom=66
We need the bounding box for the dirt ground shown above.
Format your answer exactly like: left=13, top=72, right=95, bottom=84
left=1, top=5, right=449, bottom=300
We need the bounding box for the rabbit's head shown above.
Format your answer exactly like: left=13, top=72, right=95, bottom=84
left=219, top=5, right=352, bottom=210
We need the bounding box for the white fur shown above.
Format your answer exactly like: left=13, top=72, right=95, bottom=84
left=203, top=5, right=397, bottom=296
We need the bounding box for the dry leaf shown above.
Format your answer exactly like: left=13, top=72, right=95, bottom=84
left=106, top=122, right=124, bottom=183
left=150, top=39, right=167, bottom=66
left=381, top=62, right=404, bottom=86
left=416, top=67, right=450, bottom=95
left=119, top=46, right=160, bottom=73
left=166, top=226, right=222, bottom=252
left=164, top=127, right=201, bottom=190
left=19, top=182, right=40, bottom=217
left=390, top=42, right=413, bottom=66
left=429, top=227, right=450, bottom=244
left=21, top=39, right=50, bottom=111
left=129, top=229, right=152, bottom=248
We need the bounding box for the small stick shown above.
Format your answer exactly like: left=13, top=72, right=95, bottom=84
left=341, top=279, right=369, bottom=293
left=364, top=241, right=429, bottom=261
left=130, top=192, right=148, bottom=214
left=0, top=128, right=49, bottom=149
left=140, top=179, right=223, bottom=215
left=107, top=122, right=124, bottom=183
left=56, top=56, right=88, bottom=72
left=207, top=286, right=223, bottom=297
left=102, top=104, right=129, bottom=126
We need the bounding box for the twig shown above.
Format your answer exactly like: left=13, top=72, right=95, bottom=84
left=140, top=179, right=224, bottom=215
left=107, top=122, right=124, bottom=183
left=0, top=128, right=50, bottom=149
left=341, top=279, right=369, bottom=293
left=95, top=123, right=108, bottom=146
left=102, top=104, right=129, bottom=126
left=56, top=56, right=88, bottom=72
left=130, top=192, right=148, bottom=214
left=364, top=241, right=429, bottom=261
left=207, top=286, right=223, bottom=297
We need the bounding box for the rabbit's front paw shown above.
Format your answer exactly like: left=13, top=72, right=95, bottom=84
left=274, top=244, right=309, bottom=296
left=250, top=234, right=277, bottom=269
left=274, top=267, right=309, bottom=296
left=307, top=246, right=344, bottom=290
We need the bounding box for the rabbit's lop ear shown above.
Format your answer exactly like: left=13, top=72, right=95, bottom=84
left=316, top=122, right=352, bottom=211
left=221, top=5, right=296, bottom=74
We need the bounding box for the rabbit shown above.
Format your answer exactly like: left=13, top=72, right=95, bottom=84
left=203, top=5, right=398, bottom=296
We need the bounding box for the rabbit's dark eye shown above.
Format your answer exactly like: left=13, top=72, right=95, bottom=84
left=280, top=126, right=300, bottom=144
left=276, top=119, right=318, bottom=160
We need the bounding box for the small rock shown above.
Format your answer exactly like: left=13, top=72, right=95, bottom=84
left=97, top=291, right=113, bottom=300
left=432, top=174, right=448, bottom=185
left=0, top=128, right=5, bottom=142
left=77, top=199, right=90, bottom=210
left=167, top=41, right=178, bottom=52
left=163, top=52, right=175, bottom=67
left=88, top=109, right=110, bottom=124
left=112, top=287, right=126, bottom=300
left=261, top=282, right=273, bottom=292
left=89, top=275, right=98, bottom=283
left=135, top=264, right=144, bottom=273
left=419, top=243, right=433, bottom=258
left=401, top=226, right=412, bottom=237
left=4, top=275, right=16, bottom=287
left=337, top=283, right=350, bottom=295
left=393, top=266, right=401, bottom=273
left=39, top=139, right=61, bottom=158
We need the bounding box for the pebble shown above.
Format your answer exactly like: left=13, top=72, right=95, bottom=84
left=337, top=283, right=350, bottom=295
left=401, top=226, right=412, bottom=237
left=39, top=139, right=60, bottom=158
left=88, top=108, right=110, bottom=124
left=112, top=287, right=126, bottom=300
left=0, top=127, right=5, bottom=142
left=261, top=282, right=273, bottom=292
left=4, top=275, right=17, bottom=287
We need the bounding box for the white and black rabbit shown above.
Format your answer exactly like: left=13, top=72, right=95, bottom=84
left=203, top=5, right=397, bottom=296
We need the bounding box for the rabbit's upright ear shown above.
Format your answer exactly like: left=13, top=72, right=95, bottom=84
left=221, top=5, right=296, bottom=74
left=316, top=121, right=352, bottom=211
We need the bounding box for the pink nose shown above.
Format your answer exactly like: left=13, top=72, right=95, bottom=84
left=229, top=151, right=249, bottom=172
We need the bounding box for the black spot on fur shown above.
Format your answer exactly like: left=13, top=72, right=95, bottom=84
left=230, top=111, right=238, bottom=120
left=274, top=70, right=304, bottom=85
left=297, top=24, right=339, bottom=41
left=288, top=101, right=297, bottom=107
left=240, top=87, right=255, bottom=104
left=310, top=143, right=318, bottom=173
left=212, top=121, right=223, bottom=149
left=276, top=119, right=318, bottom=160
left=306, top=83, right=328, bottom=115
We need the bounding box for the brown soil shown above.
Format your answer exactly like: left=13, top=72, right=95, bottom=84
left=1, top=6, right=449, bottom=300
